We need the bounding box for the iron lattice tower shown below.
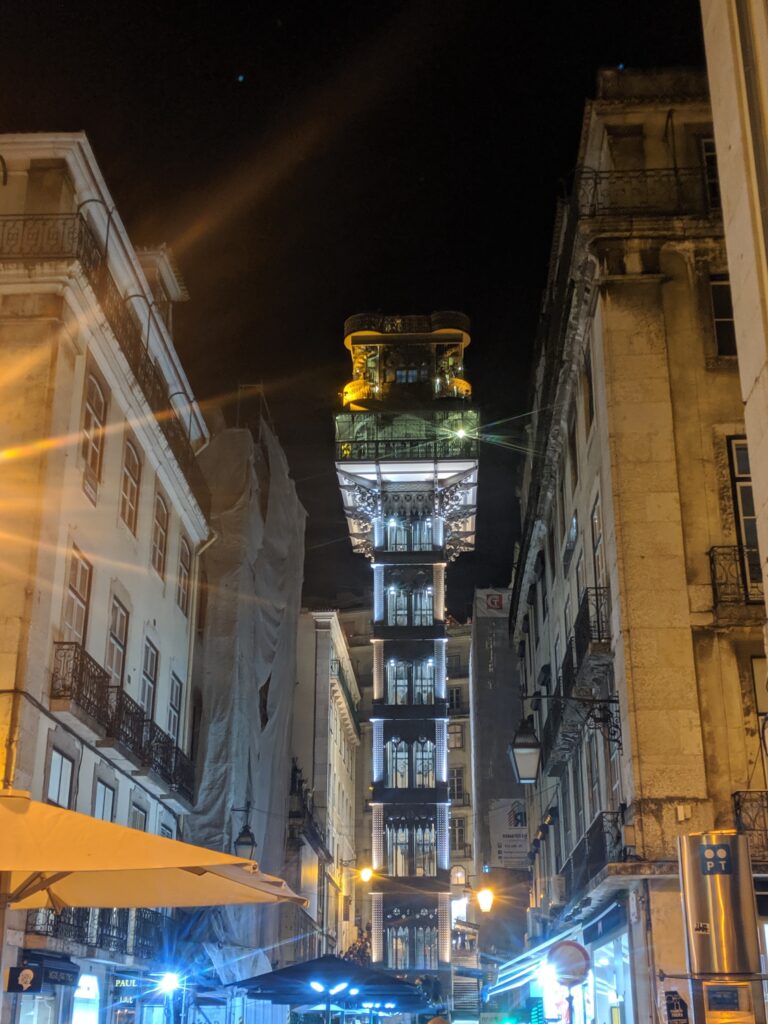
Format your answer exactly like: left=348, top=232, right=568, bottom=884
left=334, top=312, right=479, bottom=997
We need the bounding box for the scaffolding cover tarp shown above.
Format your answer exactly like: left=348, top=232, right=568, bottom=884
left=188, top=419, right=307, bottom=981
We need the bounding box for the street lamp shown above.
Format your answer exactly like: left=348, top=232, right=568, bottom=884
left=476, top=888, right=495, bottom=913
left=359, top=866, right=373, bottom=883
left=232, top=800, right=257, bottom=860
left=508, top=715, right=542, bottom=784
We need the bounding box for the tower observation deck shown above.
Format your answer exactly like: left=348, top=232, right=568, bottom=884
left=334, top=312, right=479, bottom=998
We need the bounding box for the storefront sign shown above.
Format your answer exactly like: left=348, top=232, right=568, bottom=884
left=488, top=799, right=528, bottom=869
left=7, top=966, right=43, bottom=993
left=665, top=991, right=689, bottom=1024
left=699, top=843, right=732, bottom=875
left=43, top=961, right=80, bottom=987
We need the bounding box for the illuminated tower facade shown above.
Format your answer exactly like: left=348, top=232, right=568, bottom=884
left=335, top=312, right=478, bottom=995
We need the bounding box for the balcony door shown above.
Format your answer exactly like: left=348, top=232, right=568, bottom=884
left=728, top=437, right=761, bottom=589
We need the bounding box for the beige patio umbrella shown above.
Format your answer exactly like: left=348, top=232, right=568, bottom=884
left=0, top=790, right=307, bottom=910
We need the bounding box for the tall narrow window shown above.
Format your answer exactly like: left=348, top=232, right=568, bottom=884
left=120, top=440, right=141, bottom=533
left=151, top=494, right=169, bottom=578
left=414, top=927, right=438, bottom=969
left=412, top=518, right=433, bottom=551
left=47, top=749, right=74, bottom=808
left=449, top=816, right=466, bottom=852
left=591, top=495, right=606, bottom=589
left=568, top=414, right=579, bottom=492
left=387, top=660, right=409, bottom=704
left=447, top=723, right=464, bottom=749
left=700, top=137, right=721, bottom=211
left=412, top=588, right=434, bottom=626
left=81, top=374, right=106, bottom=501
left=448, top=686, right=462, bottom=712
left=387, top=822, right=409, bottom=876
left=448, top=766, right=465, bottom=801
left=386, top=738, right=409, bottom=788
left=572, top=747, right=585, bottom=839
left=386, top=520, right=409, bottom=551
left=583, top=347, right=595, bottom=432
left=94, top=780, right=115, bottom=821
left=140, top=640, right=158, bottom=716
left=413, top=738, right=435, bottom=788
left=62, top=547, right=92, bottom=644
left=387, top=588, right=408, bottom=626
left=176, top=538, right=191, bottom=615
left=414, top=823, right=436, bottom=877
left=105, top=597, right=129, bottom=686
left=587, top=730, right=601, bottom=817
left=413, top=659, right=434, bottom=704
left=168, top=674, right=183, bottom=742
left=710, top=274, right=737, bottom=356
left=387, top=926, right=409, bottom=969
left=728, top=437, right=761, bottom=587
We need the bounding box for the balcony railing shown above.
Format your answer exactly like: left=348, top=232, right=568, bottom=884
left=336, top=437, right=479, bottom=462
left=576, top=167, right=718, bottom=218
left=96, top=907, right=130, bottom=953
left=573, top=587, right=611, bottom=669
left=710, top=546, right=764, bottom=605
left=560, top=811, right=624, bottom=904
left=104, top=684, right=147, bottom=756
left=0, top=214, right=209, bottom=517
left=51, top=643, right=194, bottom=804
left=132, top=908, right=172, bottom=961
left=734, top=790, right=768, bottom=859
left=26, top=907, right=91, bottom=944
left=51, top=642, right=112, bottom=726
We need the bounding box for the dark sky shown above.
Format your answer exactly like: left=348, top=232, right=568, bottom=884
left=2, top=0, right=704, bottom=617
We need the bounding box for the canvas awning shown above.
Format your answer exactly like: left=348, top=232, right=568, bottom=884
left=0, top=790, right=307, bottom=910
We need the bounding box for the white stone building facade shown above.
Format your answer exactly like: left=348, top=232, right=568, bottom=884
left=0, top=134, right=209, bottom=1024
left=492, top=70, right=768, bottom=1024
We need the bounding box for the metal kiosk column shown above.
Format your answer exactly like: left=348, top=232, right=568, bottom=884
left=679, top=832, right=766, bottom=1024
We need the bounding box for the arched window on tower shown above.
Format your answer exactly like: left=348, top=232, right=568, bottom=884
left=412, top=587, right=434, bottom=626
left=413, top=738, right=435, bottom=788
left=413, top=659, right=435, bottom=704
left=414, top=822, right=436, bottom=877
left=414, top=926, right=439, bottom=969
left=386, top=821, right=410, bottom=876
left=387, top=925, right=410, bottom=969
left=387, top=660, right=409, bottom=704
left=386, top=737, right=409, bottom=788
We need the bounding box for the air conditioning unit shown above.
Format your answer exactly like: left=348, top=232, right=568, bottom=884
left=546, top=874, right=567, bottom=908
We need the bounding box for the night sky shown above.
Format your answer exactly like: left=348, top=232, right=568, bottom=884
left=2, top=0, right=704, bottom=617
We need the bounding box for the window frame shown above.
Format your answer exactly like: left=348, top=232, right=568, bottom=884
left=47, top=749, right=74, bottom=808
left=94, top=779, right=115, bottom=822
left=709, top=273, right=737, bottom=356
left=81, top=372, right=107, bottom=502
left=151, top=492, right=169, bottom=579
left=168, top=673, right=183, bottom=743
left=119, top=438, right=142, bottom=533
left=62, top=546, right=92, bottom=645
left=176, top=537, right=192, bottom=615
left=140, top=639, right=159, bottom=717
left=105, top=596, right=129, bottom=687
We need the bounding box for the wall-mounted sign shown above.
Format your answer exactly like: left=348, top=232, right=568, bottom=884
left=665, top=991, right=689, bottom=1024
left=7, top=966, right=43, bottom=994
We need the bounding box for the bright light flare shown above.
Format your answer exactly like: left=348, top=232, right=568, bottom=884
left=157, top=972, right=180, bottom=994
left=330, top=982, right=348, bottom=995
left=310, top=981, right=325, bottom=993
left=477, top=887, right=495, bottom=913
left=359, top=866, right=373, bottom=882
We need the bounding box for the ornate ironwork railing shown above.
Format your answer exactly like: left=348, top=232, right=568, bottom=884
left=132, top=908, right=172, bottom=961
left=26, top=907, right=91, bottom=944
left=576, top=167, right=717, bottom=218
left=104, top=686, right=147, bottom=757
left=51, top=642, right=112, bottom=726
left=344, top=311, right=470, bottom=337
left=171, top=748, right=195, bottom=804
left=710, top=546, right=764, bottom=605
left=733, top=790, right=768, bottom=859
left=96, top=907, right=130, bottom=953
left=573, top=587, right=611, bottom=669
left=0, top=213, right=209, bottom=518
left=142, top=719, right=176, bottom=782
left=336, top=437, right=479, bottom=462
left=561, top=642, right=577, bottom=700
left=560, top=810, right=625, bottom=903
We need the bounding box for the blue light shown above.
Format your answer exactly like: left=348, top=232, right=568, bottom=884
left=349, top=988, right=360, bottom=996
left=330, top=982, right=349, bottom=995
left=384, top=1003, right=396, bottom=1009
left=310, top=981, right=325, bottom=993
left=157, top=973, right=180, bottom=995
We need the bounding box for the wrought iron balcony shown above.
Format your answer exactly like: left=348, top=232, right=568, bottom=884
left=143, top=719, right=176, bottom=781
left=344, top=311, right=471, bottom=337
left=733, top=790, right=768, bottom=860
left=710, top=546, right=764, bottom=605
left=25, top=907, right=91, bottom=944
left=171, top=748, right=195, bottom=804
left=576, top=167, right=718, bottom=219
left=96, top=907, right=130, bottom=953
left=0, top=213, right=209, bottom=517
left=573, top=587, right=611, bottom=670
left=51, top=641, right=112, bottom=730
left=560, top=810, right=625, bottom=905
left=336, top=437, right=478, bottom=462
left=103, top=685, right=147, bottom=760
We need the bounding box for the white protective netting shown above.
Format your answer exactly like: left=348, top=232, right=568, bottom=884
left=186, top=420, right=306, bottom=984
